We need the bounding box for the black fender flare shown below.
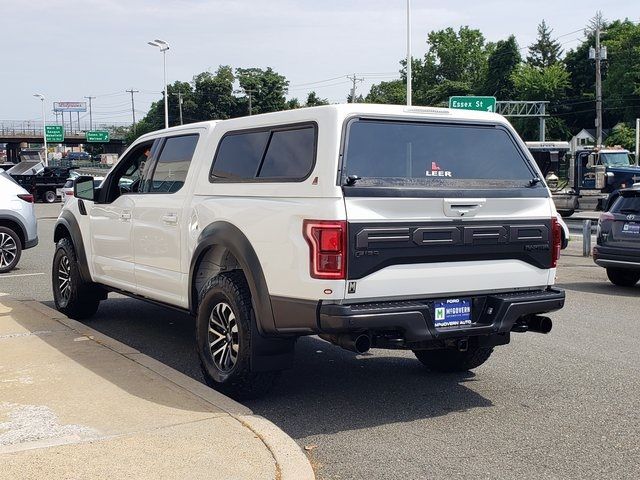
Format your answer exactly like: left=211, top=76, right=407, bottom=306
left=53, top=211, right=92, bottom=283
left=189, top=221, right=276, bottom=335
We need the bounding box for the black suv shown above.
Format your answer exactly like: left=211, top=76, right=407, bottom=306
left=594, top=188, right=640, bottom=286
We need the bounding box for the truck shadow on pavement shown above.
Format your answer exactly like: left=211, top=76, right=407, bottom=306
left=43, top=297, right=493, bottom=437
left=557, top=281, right=639, bottom=298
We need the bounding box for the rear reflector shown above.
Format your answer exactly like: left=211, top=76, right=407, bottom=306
left=303, top=220, right=347, bottom=279
left=17, top=194, right=34, bottom=203
left=551, top=217, right=562, bottom=268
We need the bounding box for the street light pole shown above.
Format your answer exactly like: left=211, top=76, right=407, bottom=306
left=148, top=39, right=170, bottom=129
left=406, top=0, right=412, bottom=106
left=33, top=93, right=48, bottom=166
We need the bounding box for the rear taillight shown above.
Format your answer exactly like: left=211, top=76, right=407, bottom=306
left=17, top=194, right=34, bottom=203
left=303, top=220, right=347, bottom=279
left=551, top=217, right=562, bottom=268
left=598, top=212, right=614, bottom=224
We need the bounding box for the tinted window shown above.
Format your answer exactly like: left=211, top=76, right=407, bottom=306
left=612, top=195, right=640, bottom=213
left=211, top=124, right=316, bottom=181
left=258, top=128, right=315, bottom=178
left=343, top=120, right=535, bottom=188
left=212, top=131, right=270, bottom=179
left=148, top=135, right=198, bottom=193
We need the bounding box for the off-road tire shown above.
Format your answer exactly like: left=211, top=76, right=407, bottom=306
left=606, top=268, right=640, bottom=287
left=196, top=271, right=279, bottom=399
left=43, top=190, right=57, bottom=203
left=413, top=344, right=494, bottom=372
left=52, top=237, right=101, bottom=319
left=0, top=226, right=22, bottom=274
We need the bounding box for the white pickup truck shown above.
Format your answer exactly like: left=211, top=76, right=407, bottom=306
left=52, top=104, right=565, bottom=398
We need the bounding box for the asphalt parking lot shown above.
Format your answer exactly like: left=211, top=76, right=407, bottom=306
left=2, top=203, right=639, bottom=479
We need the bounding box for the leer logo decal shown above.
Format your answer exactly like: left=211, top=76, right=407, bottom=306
left=425, top=161, right=452, bottom=177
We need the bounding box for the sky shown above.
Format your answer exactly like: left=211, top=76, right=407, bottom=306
left=1, top=0, right=639, bottom=125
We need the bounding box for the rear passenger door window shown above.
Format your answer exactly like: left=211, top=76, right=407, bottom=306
left=145, top=134, right=199, bottom=193
left=210, top=123, right=317, bottom=182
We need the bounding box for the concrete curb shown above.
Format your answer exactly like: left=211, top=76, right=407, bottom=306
left=14, top=298, right=315, bottom=480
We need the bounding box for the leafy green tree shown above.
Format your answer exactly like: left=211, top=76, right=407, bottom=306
left=192, top=66, right=237, bottom=121
left=605, top=122, right=637, bottom=150
left=527, top=20, right=563, bottom=68
left=601, top=20, right=640, bottom=124
left=236, top=67, right=289, bottom=115
left=365, top=80, right=405, bottom=104
left=305, top=91, right=329, bottom=107
left=482, top=35, right=521, bottom=99
left=512, top=63, right=570, bottom=101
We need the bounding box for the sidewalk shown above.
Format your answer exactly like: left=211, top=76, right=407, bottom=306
left=0, top=297, right=314, bottom=480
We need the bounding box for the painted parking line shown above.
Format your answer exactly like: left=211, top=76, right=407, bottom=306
left=0, top=273, right=46, bottom=279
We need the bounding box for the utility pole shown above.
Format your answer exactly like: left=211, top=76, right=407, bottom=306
left=589, top=13, right=606, bottom=147
left=177, top=92, right=184, bottom=125
left=347, top=74, right=364, bottom=103
left=244, top=89, right=257, bottom=115
left=84, top=96, right=95, bottom=131
left=595, top=23, right=603, bottom=147
left=635, top=118, right=639, bottom=166
left=406, top=0, right=412, bottom=106
left=126, top=89, right=139, bottom=135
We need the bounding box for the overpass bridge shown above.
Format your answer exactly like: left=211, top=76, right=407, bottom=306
left=1, top=121, right=128, bottom=162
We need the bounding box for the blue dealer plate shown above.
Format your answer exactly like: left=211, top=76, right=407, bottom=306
left=622, top=222, right=640, bottom=235
left=434, top=298, right=472, bottom=328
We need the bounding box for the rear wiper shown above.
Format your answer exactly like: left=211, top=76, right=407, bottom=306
left=344, top=174, right=361, bottom=186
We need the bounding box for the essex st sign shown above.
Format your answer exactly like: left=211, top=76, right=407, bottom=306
left=85, top=130, right=110, bottom=143
left=449, top=96, right=497, bottom=113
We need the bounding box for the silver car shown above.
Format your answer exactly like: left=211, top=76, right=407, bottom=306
left=0, top=171, right=38, bottom=273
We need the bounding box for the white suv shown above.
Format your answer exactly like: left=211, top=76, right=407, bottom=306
left=53, top=104, right=565, bottom=398
left=0, top=171, right=38, bottom=273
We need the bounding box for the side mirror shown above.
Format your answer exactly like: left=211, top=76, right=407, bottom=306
left=74, top=176, right=95, bottom=201
left=587, top=153, right=596, bottom=168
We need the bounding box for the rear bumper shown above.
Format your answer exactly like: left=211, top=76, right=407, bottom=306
left=318, top=288, right=565, bottom=343
left=593, top=245, right=640, bottom=270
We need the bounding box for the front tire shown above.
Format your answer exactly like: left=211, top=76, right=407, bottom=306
left=558, top=209, right=574, bottom=218
left=606, top=268, right=640, bottom=287
left=413, top=343, right=493, bottom=372
left=52, top=237, right=101, bottom=319
left=196, top=272, right=279, bottom=399
left=0, top=227, right=22, bottom=273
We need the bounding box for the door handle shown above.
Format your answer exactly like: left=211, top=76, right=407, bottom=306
left=120, top=211, right=132, bottom=221
left=162, top=213, right=178, bottom=225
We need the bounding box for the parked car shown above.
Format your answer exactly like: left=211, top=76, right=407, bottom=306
left=594, top=187, right=640, bottom=286
left=53, top=104, right=565, bottom=398
left=0, top=171, right=38, bottom=273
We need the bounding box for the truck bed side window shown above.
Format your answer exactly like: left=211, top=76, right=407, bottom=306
left=210, top=123, right=317, bottom=182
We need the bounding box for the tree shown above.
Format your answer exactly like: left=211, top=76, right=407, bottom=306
left=605, top=122, right=637, bottom=150
left=192, top=66, right=237, bottom=120
left=512, top=63, right=570, bottom=101
left=236, top=67, right=289, bottom=115
left=365, top=80, right=405, bottom=104
left=305, top=91, right=329, bottom=107
left=483, top=35, right=521, bottom=99
left=527, top=20, right=563, bottom=68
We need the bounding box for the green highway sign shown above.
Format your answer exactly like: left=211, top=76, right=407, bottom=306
left=85, top=130, right=110, bottom=143
left=449, top=96, right=497, bottom=113
left=45, top=125, right=64, bottom=142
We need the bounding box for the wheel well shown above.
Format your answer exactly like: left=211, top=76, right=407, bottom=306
left=0, top=219, right=25, bottom=248
left=54, top=224, right=71, bottom=243
left=192, top=245, right=245, bottom=305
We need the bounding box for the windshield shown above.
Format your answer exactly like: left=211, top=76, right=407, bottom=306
left=600, top=152, right=633, bottom=167
left=342, top=120, right=536, bottom=189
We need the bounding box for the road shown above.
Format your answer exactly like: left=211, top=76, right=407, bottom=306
left=2, top=203, right=639, bottom=479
